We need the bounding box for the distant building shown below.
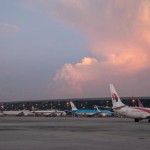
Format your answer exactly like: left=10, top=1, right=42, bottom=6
left=0, top=97, right=150, bottom=111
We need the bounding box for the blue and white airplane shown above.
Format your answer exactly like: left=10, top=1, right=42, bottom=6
left=69, top=101, right=98, bottom=116
left=69, top=101, right=113, bottom=117
left=94, top=105, right=113, bottom=117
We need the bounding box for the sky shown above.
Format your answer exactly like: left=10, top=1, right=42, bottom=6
left=0, top=0, right=150, bottom=102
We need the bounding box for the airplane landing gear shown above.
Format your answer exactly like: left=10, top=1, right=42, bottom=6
left=134, top=118, right=139, bottom=122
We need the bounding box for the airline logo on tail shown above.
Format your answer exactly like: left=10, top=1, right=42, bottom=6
left=112, top=93, right=119, bottom=102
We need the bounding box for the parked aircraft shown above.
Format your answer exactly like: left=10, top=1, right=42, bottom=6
left=69, top=101, right=99, bottom=117
left=94, top=105, right=113, bottom=117
left=32, top=108, right=66, bottom=117
left=137, top=99, right=150, bottom=110
left=1, top=110, right=34, bottom=116
left=110, top=84, right=150, bottom=122
left=2, top=110, right=25, bottom=116
left=0, top=105, right=34, bottom=116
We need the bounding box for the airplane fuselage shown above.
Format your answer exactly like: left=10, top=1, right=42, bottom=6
left=114, top=106, right=150, bottom=119
left=32, top=110, right=66, bottom=116
left=70, top=109, right=98, bottom=116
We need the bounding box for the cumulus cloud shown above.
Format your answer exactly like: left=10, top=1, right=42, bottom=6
left=49, top=57, right=98, bottom=96
left=0, top=23, right=20, bottom=35
left=25, top=0, right=150, bottom=97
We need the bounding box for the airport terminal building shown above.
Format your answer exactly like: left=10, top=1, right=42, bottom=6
left=1, top=97, right=150, bottom=111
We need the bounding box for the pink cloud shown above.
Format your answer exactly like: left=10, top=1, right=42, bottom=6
left=25, top=0, right=150, bottom=97
left=0, top=23, right=20, bottom=35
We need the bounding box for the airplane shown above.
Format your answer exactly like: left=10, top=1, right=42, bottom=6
left=137, top=99, right=150, bottom=110
left=2, top=110, right=25, bottom=116
left=69, top=101, right=99, bottom=117
left=94, top=105, right=113, bottom=117
left=31, top=107, right=66, bottom=117
left=110, top=84, right=150, bottom=122
left=0, top=105, right=34, bottom=116
left=32, top=110, right=56, bottom=117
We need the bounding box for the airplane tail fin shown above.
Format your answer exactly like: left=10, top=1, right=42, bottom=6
left=137, top=99, right=144, bottom=108
left=0, top=105, right=4, bottom=113
left=31, top=106, right=35, bottom=112
left=110, top=84, right=125, bottom=108
left=94, top=105, right=101, bottom=112
left=70, top=101, right=78, bottom=111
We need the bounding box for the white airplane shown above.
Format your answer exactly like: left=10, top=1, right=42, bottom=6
left=110, top=84, right=150, bottom=122
left=0, top=105, right=34, bottom=116
left=22, top=110, right=35, bottom=116
left=32, top=110, right=55, bottom=117
left=2, top=110, right=24, bottom=116
left=31, top=108, right=66, bottom=117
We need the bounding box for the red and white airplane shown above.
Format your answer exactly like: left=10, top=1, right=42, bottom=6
left=110, top=84, right=150, bottom=122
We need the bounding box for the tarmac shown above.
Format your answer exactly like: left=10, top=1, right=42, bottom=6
left=0, top=117, right=149, bottom=150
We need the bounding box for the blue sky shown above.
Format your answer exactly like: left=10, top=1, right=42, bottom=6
left=0, top=0, right=150, bottom=101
